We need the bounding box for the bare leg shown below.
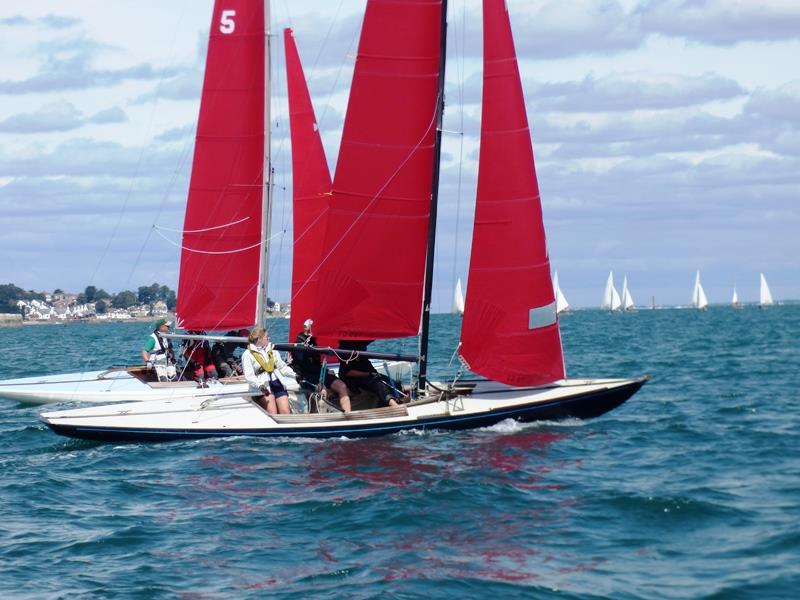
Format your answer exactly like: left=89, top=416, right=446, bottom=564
left=331, top=379, right=351, bottom=413
left=264, top=394, right=278, bottom=415
left=254, top=393, right=271, bottom=412
left=276, top=395, right=291, bottom=415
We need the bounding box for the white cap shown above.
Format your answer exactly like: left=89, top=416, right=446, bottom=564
left=303, top=318, right=313, bottom=329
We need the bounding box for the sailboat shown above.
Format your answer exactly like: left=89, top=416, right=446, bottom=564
left=40, top=0, right=647, bottom=442
left=553, top=272, right=569, bottom=314
left=621, top=276, right=636, bottom=312
left=453, top=278, right=465, bottom=315
left=602, top=271, right=622, bottom=311
left=732, top=284, right=742, bottom=309
left=759, top=273, right=774, bottom=307
left=692, top=270, right=709, bottom=310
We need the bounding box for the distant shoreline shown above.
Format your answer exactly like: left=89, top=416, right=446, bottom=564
left=16, top=317, right=157, bottom=327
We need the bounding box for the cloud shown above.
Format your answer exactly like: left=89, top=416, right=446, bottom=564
left=130, top=71, right=203, bottom=104
left=129, top=32, right=207, bottom=104
left=0, top=137, right=184, bottom=178
left=639, top=0, right=800, bottom=45
left=529, top=72, right=745, bottom=112
left=87, top=106, right=127, bottom=124
left=0, top=101, right=127, bottom=133
left=513, top=0, right=645, bottom=58
left=155, top=124, right=196, bottom=143
left=0, top=37, right=179, bottom=94
left=534, top=110, right=747, bottom=159
left=743, top=81, right=800, bottom=123
left=0, top=14, right=80, bottom=29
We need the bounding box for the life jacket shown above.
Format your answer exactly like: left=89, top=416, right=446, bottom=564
left=248, top=344, right=275, bottom=376
left=149, top=331, right=174, bottom=362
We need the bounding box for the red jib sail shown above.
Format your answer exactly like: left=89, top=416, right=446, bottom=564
left=177, top=0, right=266, bottom=330
left=311, top=0, right=443, bottom=341
left=284, top=28, right=334, bottom=346
left=459, top=0, right=566, bottom=387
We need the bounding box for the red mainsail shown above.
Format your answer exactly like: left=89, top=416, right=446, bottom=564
left=459, top=0, right=565, bottom=387
left=284, top=28, right=334, bottom=345
left=177, top=0, right=266, bottom=330
left=311, top=0, right=443, bottom=341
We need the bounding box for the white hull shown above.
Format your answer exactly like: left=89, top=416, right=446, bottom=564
left=0, top=361, right=414, bottom=406
left=39, top=377, right=648, bottom=442
left=0, top=368, right=252, bottom=405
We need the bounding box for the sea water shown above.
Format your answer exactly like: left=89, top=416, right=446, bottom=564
left=1, top=307, right=798, bottom=599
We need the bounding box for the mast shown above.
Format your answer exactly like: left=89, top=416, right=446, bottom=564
left=257, top=0, right=272, bottom=328
left=417, top=0, right=448, bottom=392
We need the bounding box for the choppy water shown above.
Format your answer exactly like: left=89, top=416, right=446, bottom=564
left=1, top=307, right=798, bottom=598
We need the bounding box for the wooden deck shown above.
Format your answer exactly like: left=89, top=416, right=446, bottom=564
left=271, top=405, right=409, bottom=423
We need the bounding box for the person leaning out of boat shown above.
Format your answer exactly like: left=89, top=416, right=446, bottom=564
left=242, top=327, right=295, bottom=415
left=338, top=340, right=402, bottom=408
left=290, top=318, right=352, bottom=413
left=182, top=331, right=219, bottom=385
left=142, top=318, right=177, bottom=381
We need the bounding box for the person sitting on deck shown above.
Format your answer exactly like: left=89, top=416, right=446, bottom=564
left=337, top=340, right=401, bottom=408
left=242, top=327, right=295, bottom=415
left=211, top=328, right=248, bottom=378
left=289, top=319, right=352, bottom=413
left=141, top=318, right=177, bottom=382
left=182, top=331, right=219, bottom=385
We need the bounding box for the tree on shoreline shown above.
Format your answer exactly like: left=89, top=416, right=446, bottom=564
left=1, top=284, right=45, bottom=312
left=2, top=283, right=178, bottom=314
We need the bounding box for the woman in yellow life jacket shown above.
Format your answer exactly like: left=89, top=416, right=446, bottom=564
left=242, top=327, right=296, bottom=414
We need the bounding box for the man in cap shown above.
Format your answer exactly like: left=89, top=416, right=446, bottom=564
left=290, top=318, right=352, bottom=413
left=142, top=318, right=177, bottom=381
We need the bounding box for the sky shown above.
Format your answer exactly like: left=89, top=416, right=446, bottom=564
left=1, top=0, right=798, bottom=310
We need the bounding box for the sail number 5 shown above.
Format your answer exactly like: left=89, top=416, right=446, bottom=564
left=220, top=10, right=236, bottom=34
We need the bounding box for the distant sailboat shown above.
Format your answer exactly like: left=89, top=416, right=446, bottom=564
left=602, top=271, right=622, bottom=311
left=692, top=270, right=709, bottom=310
left=453, top=277, right=465, bottom=315
left=732, top=284, right=742, bottom=309
left=621, top=276, right=636, bottom=311
left=553, top=272, right=570, bottom=314
left=759, top=273, right=774, bottom=307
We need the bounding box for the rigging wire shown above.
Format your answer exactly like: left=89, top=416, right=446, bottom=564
left=449, top=0, right=467, bottom=316
left=108, top=0, right=195, bottom=293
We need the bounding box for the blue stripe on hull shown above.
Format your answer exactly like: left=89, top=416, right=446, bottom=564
left=43, top=379, right=646, bottom=443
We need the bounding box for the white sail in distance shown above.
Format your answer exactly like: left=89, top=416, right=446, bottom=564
left=692, top=270, right=709, bottom=309
left=602, top=271, right=622, bottom=311
left=759, top=273, right=774, bottom=306
left=732, top=286, right=739, bottom=305
left=622, top=276, right=635, bottom=311
left=453, top=277, right=465, bottom=314
left=553, top=272, right=569, bottom=314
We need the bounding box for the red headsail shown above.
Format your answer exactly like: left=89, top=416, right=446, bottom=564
left=459, top=0, right=565, bottom=386
left=284, top=28, right=334, bottom=346
left=311, top=0, right=443, bottom=341
left=177, top=0, right=266, bottom=330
